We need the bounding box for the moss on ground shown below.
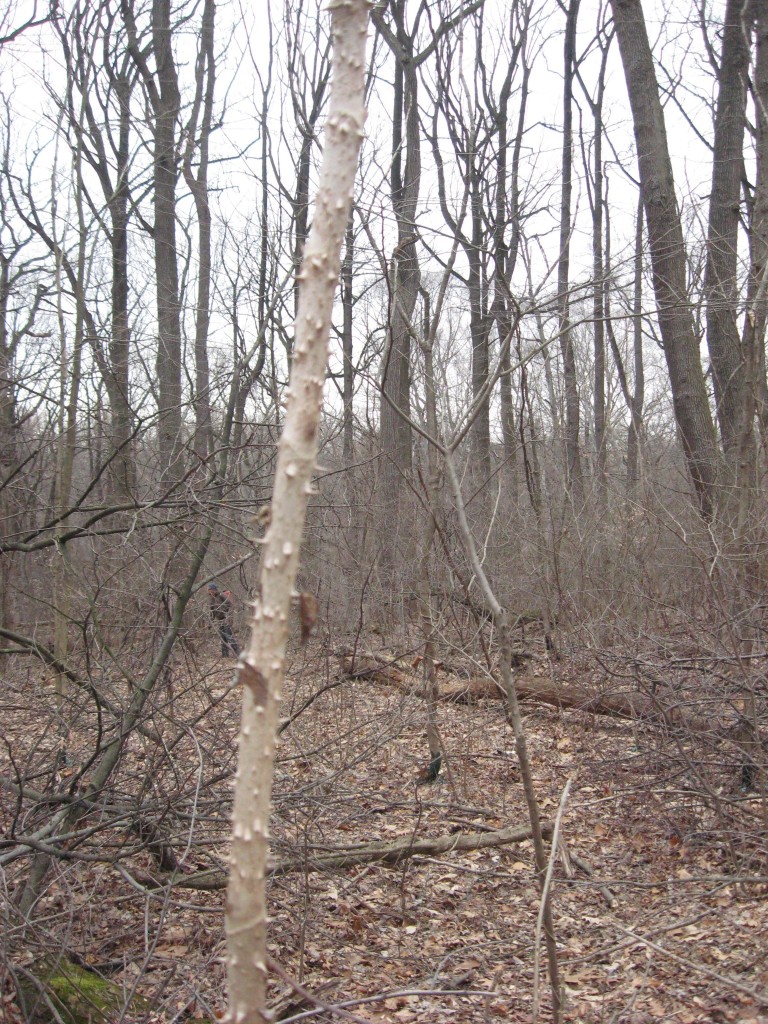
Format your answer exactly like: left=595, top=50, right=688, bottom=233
left=18, top=959, right=147, bottom=1023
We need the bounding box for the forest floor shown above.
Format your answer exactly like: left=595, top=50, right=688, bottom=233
left=3, top=636, right=768, bottom=1023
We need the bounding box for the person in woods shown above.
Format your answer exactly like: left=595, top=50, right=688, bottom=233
left=207, top=582, right=240, bottom=658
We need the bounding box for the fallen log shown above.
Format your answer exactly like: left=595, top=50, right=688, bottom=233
left=340, top=655, right=716, bottom=734
left=145, top=820, right=553, bottom=892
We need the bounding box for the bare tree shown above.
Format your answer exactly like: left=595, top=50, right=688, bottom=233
left=122, top=0, right=185, bottom=487
left=373, top=0, right=482, bottom=580
left=55, top=0, right=138, bottom=498
left=610, top=0, right=719, bottom=518
left=705, top=0, right=752, bottom=464
left=577, top=9, right=613, bottom=502
left=556, top=0, right=584, bottom=507
left=181, top=0, right=216, bottom=463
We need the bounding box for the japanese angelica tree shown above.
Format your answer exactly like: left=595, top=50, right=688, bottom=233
left=225, top=3, right=369, bottom=1022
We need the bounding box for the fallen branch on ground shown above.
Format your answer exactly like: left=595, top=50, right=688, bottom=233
left=340, top=654, right=716, bottom=733
left=142, top=820, right=553, bottom=892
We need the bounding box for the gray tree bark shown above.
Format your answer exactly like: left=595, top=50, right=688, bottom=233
left=182, top=0, right=216, bottom=463
left=610, top=0, right=719, bottom=518
left=557, top=0, right=584, bottom=507
left=705, top=0, right=752, bottom=459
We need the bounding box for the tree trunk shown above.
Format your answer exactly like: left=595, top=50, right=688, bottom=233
left=182, top=0, right=216, bottom=463
left=493, top=30, right=528, bottom=503
left=610, top=0, right=719, bottom=518
left=469, top=170, right=492, bottom=487
left=225, top=5, right=368, bottom=1021
left=341, top=211, right=355, bottom=464
left=379, top=22, right=419, bottom=559
left=557, top=0, right=584, bottom=507
left=152, top=0, right=183, bottom=487
left=107, top=68, right=136, bottom=498
left=628, top=192, right=645, bottom=493
left=705, top=0, right=751, bottom=460
left=585, top=38, right=610, bottom=503
left=744, top=4, right=768, bottom=451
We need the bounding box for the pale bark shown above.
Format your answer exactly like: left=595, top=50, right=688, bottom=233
left=225, top=5, right=368, bottom=1022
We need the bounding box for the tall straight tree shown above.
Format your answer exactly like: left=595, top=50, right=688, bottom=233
left=181, top=0, right=216, bottom=463
left=577, top=14, right=612, bottom=502
left=374, top=0, right=422, bottom=523
left=556, top=0, right=584, bottom=506
left=705, top=0, right=753, bottom=463
left=610, top=0, right=719, bottom=518
left=491, top=0, right=530, bottom=496
left=122, top=0, right=184, bottom=487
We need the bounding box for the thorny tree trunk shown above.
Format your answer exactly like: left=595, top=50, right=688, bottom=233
left=225, top=5, right=368, bottom=1022
left=557, top=0, right=584, bottom=508
left=610, top=0, right=719, bottom=518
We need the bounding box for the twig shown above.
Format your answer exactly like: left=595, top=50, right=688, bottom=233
left=277, top=987, right=497, bottom=1024
left=613, top=923, right=768, bottom=1006
left=532, top=778, right=571, bottom=1023
left=569, top=848, right=617, bottom=908
left=266, top=956, right=371, bottom=1024
left=158, top=820, right=554, bottom=891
